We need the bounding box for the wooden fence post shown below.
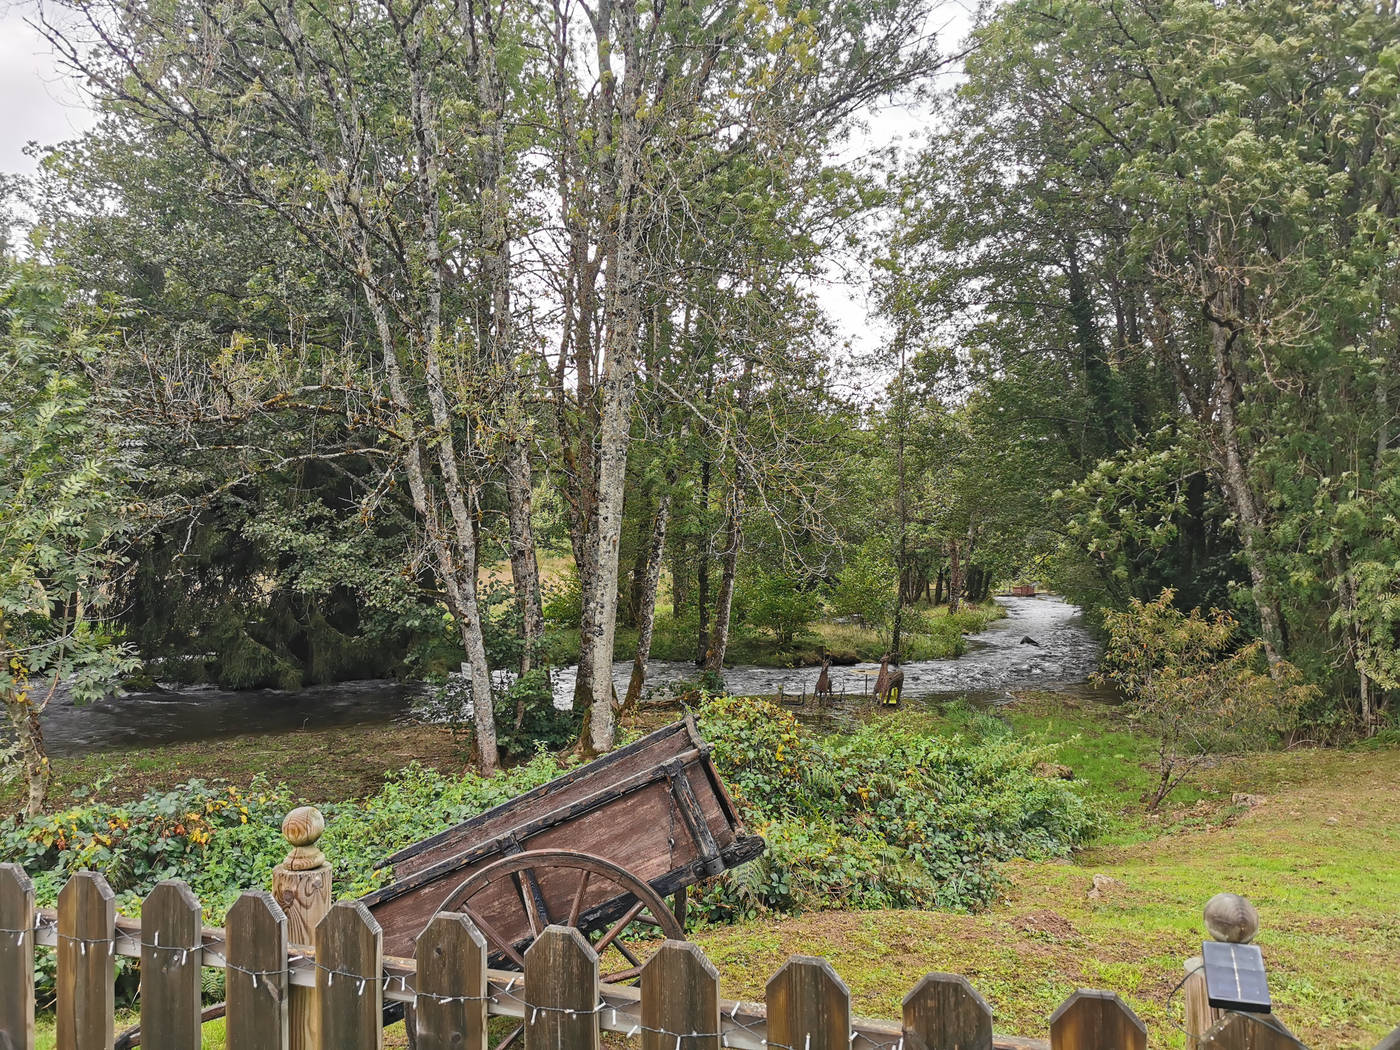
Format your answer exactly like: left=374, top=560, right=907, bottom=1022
left=272, top=806, right=331, bottom=1050
left=415, top=912, right=488, bottom=1050
left=316, top=900, right=383, bottom=1050
left=56, top=871, right=115, bottom=1050
left=0, top=864, right=35, bottom=1050
left=1198, top=1013, right=1296, bottom=1050
left=903, top=973, right=993, bottom=1050
left=524, top=925, right=599, bottom=1050
left=1186, top=894, right=1262, bottom=1045
left=1049, top=990, right=1146, bottom=1050
left=140, top=880, right=203, bottom=1050
left=767, top=956, right=850, bottom=1050
left=226, top=890, right=290, bottom=1050
left=641, top=940, right=720, bottom=1050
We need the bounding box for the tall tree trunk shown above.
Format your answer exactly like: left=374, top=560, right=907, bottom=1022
left=670, top=525, right=690, bottom=620
left=947, top=539, right=963, bottom=615
left=695, top=459, right=712, bottom=664
left=1206, top=288, right=1285, bottom=665
left=6, top=697, right=49, bottom=817
left=503, top=436, right=544, bottom=675
left=703, top=487, right=742, bottom=671
left=621, top=489, right=673, bottom=712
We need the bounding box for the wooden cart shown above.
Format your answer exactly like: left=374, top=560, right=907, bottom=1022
left=359, top=716, right=764, bottom=984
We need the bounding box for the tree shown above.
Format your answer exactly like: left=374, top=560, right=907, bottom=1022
left=1, top=260, right=138, bottom=815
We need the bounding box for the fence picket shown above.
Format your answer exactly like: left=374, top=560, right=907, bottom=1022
left=226, top=890, right=289, bottom=1050
left=56, top=871, right=115, bottom=1050
left=0, top=864, right=35, bottom=1050
left=1199, top=1013, right=1298, bottom=1050
left=525, top=925, right=599, bottom=1050
left=1049, top=990, right=1146, bottom=1050
left=1374, top=1025, right=1400, bottom=1050
left=766, top=956, right=850, bottom=1050
left=316, top=900, right=383, bottom=1050
left=140, top=880, right=203, bottom=1050
left=903, top=973, right=993, bottom=1050
left=414, top=912, right=488, bottom=1050
left=641, top=940, right=720, bottom=1050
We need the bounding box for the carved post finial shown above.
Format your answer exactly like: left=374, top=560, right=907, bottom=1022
left=1203, top=892, right=1260, bottom=944
left=281, top=806, right=326, bottom=871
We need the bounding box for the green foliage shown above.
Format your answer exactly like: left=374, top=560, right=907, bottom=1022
left=492, top=670, right=582, bottom=760
left=0, top=260, right=139, bottom=813
left=694, top=696, right=1094, bottom=919
left=736, top=570, right=819, bottom=645
left=827, top=540, right=898, bottom=640
left=1095, top=591, right=1317, bottom=808
left=541, top=569, right=583, bottom=630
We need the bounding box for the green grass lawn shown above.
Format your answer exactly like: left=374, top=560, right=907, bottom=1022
left=692, top=695, right=1400, bottom=1049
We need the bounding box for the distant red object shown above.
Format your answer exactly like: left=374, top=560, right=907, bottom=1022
left=1012, top=584, right=1037, bottom=597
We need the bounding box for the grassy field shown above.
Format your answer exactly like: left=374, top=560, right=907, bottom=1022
left=25, top=693, right=1400, bottom=1049
left=693, top=697, right=1400, bottom=1048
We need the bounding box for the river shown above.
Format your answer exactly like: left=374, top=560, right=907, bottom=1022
left=35, top=595, right=1100, bottom=757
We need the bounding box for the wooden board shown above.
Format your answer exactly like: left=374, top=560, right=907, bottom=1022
left=767, top=956, right=850, bottom=1050
left=1048, top=991, right=1145, bottom=1050
left=414, top=913, right=488, bottom=1050
left=225, top=891, right=289, bottom=1050
left=904, top=973, right=993, bottom=1050
left=0, top=864, right=35, bottom=1050
left=524, top=927, right=598, bottom=1050
left=140, top=880, right=203, bottom=1050
left=316, top=902, right=383, bottom=1050
left=642, top=941, right=719, bottom=1050
left=56, top=872, right=115, bottom=1050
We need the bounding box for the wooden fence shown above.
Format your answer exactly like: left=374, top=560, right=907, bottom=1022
left=1, top=863, right=1395, bottom=1050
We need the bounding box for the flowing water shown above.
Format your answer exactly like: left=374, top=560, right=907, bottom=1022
left=35, top=595, right=1100, bottom=757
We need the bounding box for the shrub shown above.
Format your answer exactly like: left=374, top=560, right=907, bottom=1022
left=694, top=696, right=1094, bottom=919
left=542, top=570, right=583, bottom=629
left=736, top=571, right=819, bottom=645
left=493, top=670, right=582, bottom=760
left=828, top=540, right=897, bottom=639
left=1095, top=589, right=1316, bottom=809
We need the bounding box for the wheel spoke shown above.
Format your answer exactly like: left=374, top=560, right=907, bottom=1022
left=601, top=964, right=643, bottom=985
left=492, top=1023, right=524, bottom=1050
left=566, top=870, right=592, bottom=927
left=462, top=905, right=527, bottom=969
left=593, top=900, right=644, bottom=955
left=522, top=867, right=552, bottom=927
left=511, top=872, right=541, bottom=938
left=611, top=935, right=643, bottom=968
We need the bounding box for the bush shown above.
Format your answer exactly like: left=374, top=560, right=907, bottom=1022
left=736, top=571, right=819, bottom=644
left=542, top=570, right=583, bottom=629
left=694, top=696, right=1094, bottom=919
left=1095, top=589, right=1316, bottom=809
left=493, top=670, right=582, bottom=760
left=828, top=540, right=897, bottom=639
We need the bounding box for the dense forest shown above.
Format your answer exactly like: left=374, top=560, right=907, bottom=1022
left=4, top=0, right=1397, bottom=817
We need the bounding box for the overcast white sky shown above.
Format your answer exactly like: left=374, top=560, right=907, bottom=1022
left=0, top=1, right=970, bottom=356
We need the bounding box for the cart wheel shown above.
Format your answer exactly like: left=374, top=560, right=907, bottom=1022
left=438, top=848, right=684, bottom=983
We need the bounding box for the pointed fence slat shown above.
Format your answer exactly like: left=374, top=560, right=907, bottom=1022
left=903, top=973, right=993, bottom=1050
left=414, top=912, right=488, bottom=1050
left=140, top=880, right=203, bottom=1050
left=226, top=890, right=289, bottom=1050
left=641, top=941, right=720, bottom=1050
left=56, top=871, right=115, bottom=1050
left=767, top=956, right=850, bottom=1050
left=1374, top=1025, right=1400, bottom=1050
left=1200, top=1013, right=1298, bottom=1050
left=316, top=901, right=383, bottom=1050
left=525, top=926, right=599, bottom=1050
left=1049, top=990, right=1146, bottom=1050
left=0, top=864, right=35, bottom=1050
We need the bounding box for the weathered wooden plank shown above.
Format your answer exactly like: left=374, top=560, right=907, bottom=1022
left=1048, top=990, right=1146, bottom=1050
left=641, top=941, right=720, bottom=1050
left=524, top=925, right=599, bottom=1050
left=1199, top=1013, right=1298, bottom=1050
left=316, top=901, right=383, bottom=1050
left=1182, top=959, right=1223, bottom=1043
left=904, top=973, right=994, bottom=1050
left=767, top=956, right=851, bottom=1050
left=140, top=880, right=203, bottom=1050
left=226, top=890, right=289, bottom=1050
left=56, top=872, right=115, bottom=1050
left=0, top=864, right=35, bottom=1050
left=272, top=810, right=331, bottom=1050
left=414, top=912, right=488, bottom=1050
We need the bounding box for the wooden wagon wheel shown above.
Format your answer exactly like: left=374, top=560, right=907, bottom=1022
left=428, top=849, right=683, bottom=1050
